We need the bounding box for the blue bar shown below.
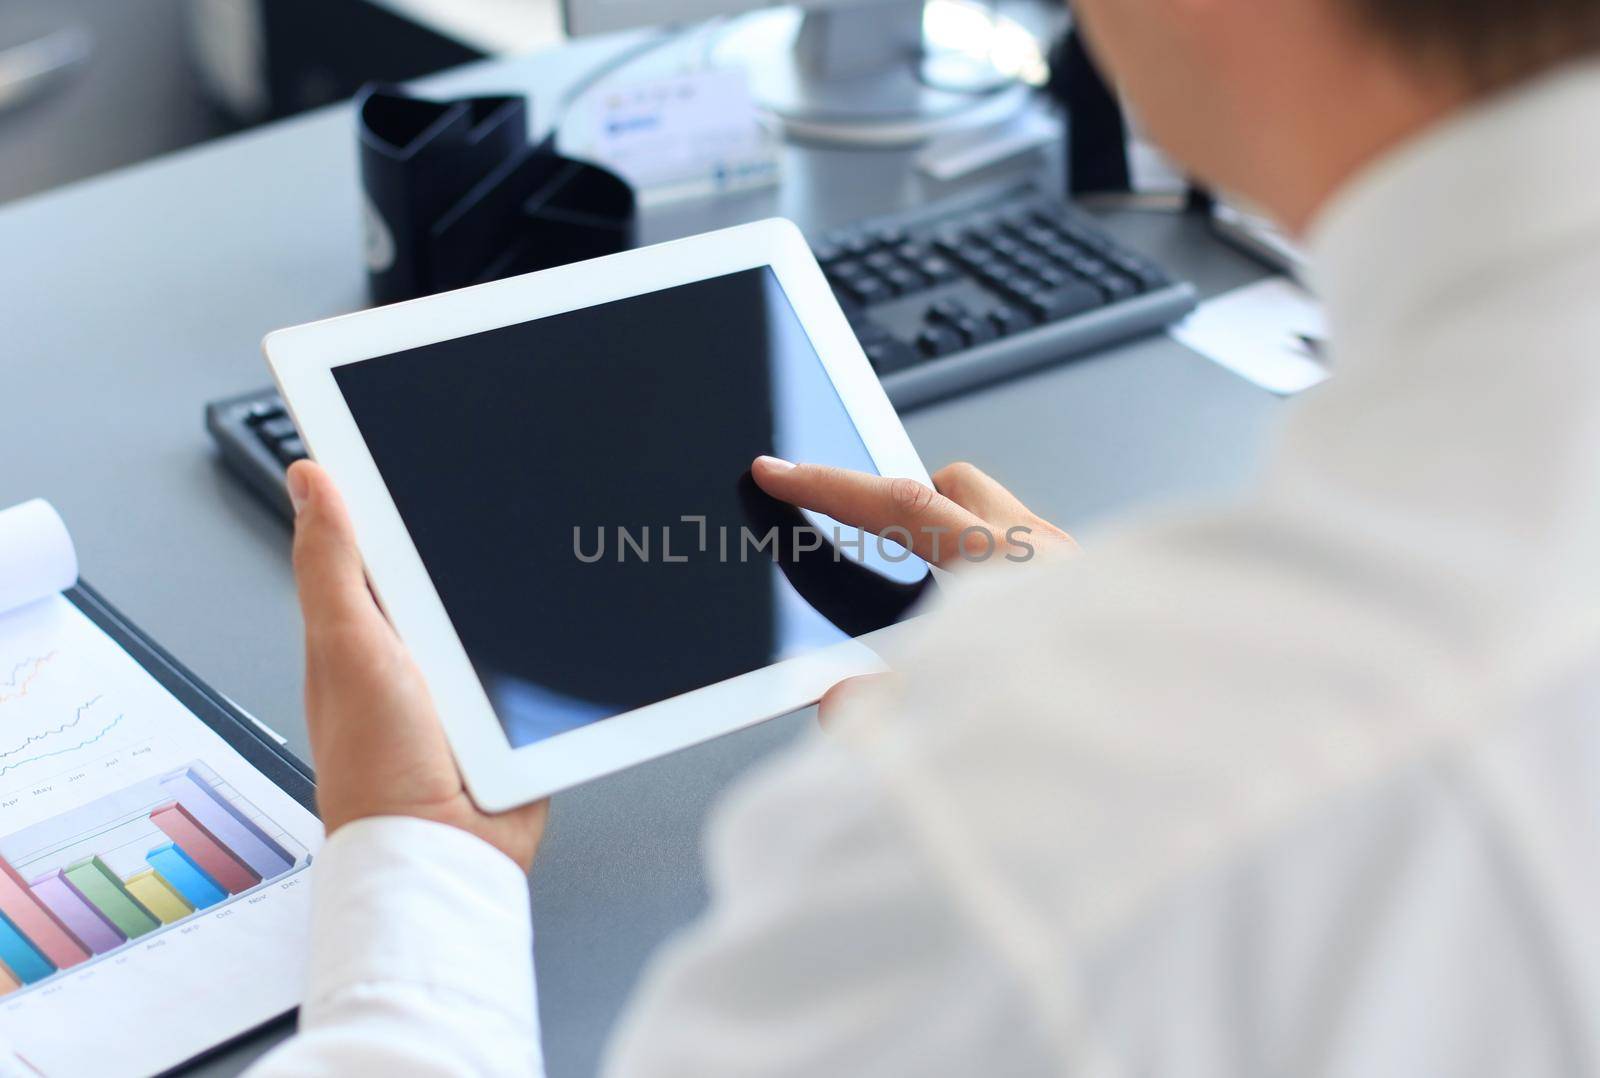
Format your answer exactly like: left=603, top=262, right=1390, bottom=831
left=146, top=843, right=226, bottom=909
left=0, top=911, right=55, bottom=983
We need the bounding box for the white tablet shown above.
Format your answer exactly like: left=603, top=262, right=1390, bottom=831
left=265, top=219, right=936, bottom=810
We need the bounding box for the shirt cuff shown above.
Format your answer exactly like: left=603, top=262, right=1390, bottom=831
left=304, top=815, right=536, bottom=1028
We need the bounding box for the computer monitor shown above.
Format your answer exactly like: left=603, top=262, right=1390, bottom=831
left=561, top=0, right=1031, bottom=145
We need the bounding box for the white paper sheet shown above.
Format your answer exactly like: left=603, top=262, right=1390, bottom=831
left=0, top=505, right=324, bottom=1076
left=581, top=68, right=780, bottom=206
left=0, top=502, right=76, bottom=619
left=1170, top=277, right=1330, bottom=396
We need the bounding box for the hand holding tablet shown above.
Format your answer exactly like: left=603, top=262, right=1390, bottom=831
left=286, top=462, right=550, bottom=862
left=267, top=220, right=939, bottom=809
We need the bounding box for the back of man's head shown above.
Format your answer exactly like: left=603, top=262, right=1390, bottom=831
left=1343, top=0, right=1600, bottom=88
left=1071, top=0, right=1600, bottom=232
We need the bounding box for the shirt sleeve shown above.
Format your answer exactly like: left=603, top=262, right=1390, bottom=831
left=246, top=815, right=544, bottom=1078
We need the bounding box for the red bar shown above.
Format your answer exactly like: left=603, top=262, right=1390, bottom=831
left=149, top=802, right=261, bottom=894
left=0, top=858, right=88, bottom=970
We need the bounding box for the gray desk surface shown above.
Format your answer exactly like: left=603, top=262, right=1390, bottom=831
left=0, top=34, right=1276, bottom=1078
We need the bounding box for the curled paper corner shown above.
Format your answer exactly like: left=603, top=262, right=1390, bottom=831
left=0, top=498, right=79, bottom=616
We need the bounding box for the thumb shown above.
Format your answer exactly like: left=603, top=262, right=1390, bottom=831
left=817, top=672, right=897, bottom=730
left=288, top=461, right=381, bottom=636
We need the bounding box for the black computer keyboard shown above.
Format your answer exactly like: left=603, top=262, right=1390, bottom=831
left=207, top=181, right=1195, bottom=520
left=813, top=181, right=1196, bottom=408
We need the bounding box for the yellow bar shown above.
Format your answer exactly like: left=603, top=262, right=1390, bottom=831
left=0, top=960, right=18, bottom=995
left=124, top=870, right=195, bottom=924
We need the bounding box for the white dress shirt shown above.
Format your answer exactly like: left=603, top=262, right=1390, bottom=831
left=251, top=60, right=1600, bottom=1078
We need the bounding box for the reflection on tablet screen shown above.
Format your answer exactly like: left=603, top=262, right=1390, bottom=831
left=333, top=267, right=932, bottom=748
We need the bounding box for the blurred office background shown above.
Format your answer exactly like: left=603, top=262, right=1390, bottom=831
left=0, top=0, right=561, bottom=205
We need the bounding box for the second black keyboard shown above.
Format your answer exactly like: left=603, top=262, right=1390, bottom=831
left=811, top=180, right=1197, bottom=409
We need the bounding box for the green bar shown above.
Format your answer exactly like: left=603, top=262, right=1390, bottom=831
left=63, top=857, right=158, bottom=939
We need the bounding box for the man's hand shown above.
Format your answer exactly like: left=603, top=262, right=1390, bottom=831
left=750, top=456, right=1075, bottom=569
left=752, top=457, right=1074, bottom=725
left=288, top=460, right=547, bottom=872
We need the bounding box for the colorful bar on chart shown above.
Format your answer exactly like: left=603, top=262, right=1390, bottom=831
left=159, top=768, right=295, bottom=880
left=145, top=843, right=225, bottom=910
left=149, top=802, right=260, bottom=894
left=0, top=857, right=88, bottom=969
left=0, top=960, right=17, bottom=995
left=123, top=871, right=194, bottom=924
left=28, top=869, right=126, bottom=954
left=0, top=913, right=53, bottom=984
left=63, top=857, right=158, bottom=939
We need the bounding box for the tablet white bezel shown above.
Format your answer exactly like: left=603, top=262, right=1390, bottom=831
left=265, top=219, right=932, bottom=811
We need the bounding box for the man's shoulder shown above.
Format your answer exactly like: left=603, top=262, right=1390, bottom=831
left=855, top=499, right=1508, bottom=943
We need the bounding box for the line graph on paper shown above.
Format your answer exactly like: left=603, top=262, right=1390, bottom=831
left=0, top=610, right=149, bottom=805
left=0, top=697, right=127, bottom=778
left=0, top=653, right=56, bottom=706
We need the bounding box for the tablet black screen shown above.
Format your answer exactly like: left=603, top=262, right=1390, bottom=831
left=333, top=267, right=932, bottom=748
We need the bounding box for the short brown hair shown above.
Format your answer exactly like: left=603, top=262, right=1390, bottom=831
left=1343, top=0, right=1600, bottom=87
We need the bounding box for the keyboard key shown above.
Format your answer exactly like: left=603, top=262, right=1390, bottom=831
left=244, top=400, right=284, bottom=425
left=1060, top=223, right=1107, bottom=251
left=1023, top=283, right=1106, bottom=323
left=839, top=275, right=893, bottom=306
left=1012, top=251, right=1052, bottom=275
left=974, top=262, right=1015, bottom=290
left=826, top=258, right=867, bottom=281
left=885, top=267, right=927, bottom=295
left=1116, top=259, right=1170, bottom=290
left=993, top=273, right=1045, bottom=303
left=951, top=316, right=998, bottom=348
left=917, top=256, right=960, bottom=282
left=865, top=249, right=899, bottom=272
left=864, top=339, right=922, bottom=375
left=927, top=299, right=970, bottom=324
left=273, top=437, right=308, bottom=465
left=851, top=315, right=893, bottom=343
left=916, top=326, right=964, bottom=358
left=1021, top=225, right=1059, bottom=249
left=1038, top=239, right=1084, bottom=265
left=1091, top=273, right=1138, bottom=301
left=258, top=416, right=297, bottom=442
left=954, top=243, right=994, bottom=268
left=986, top=306, right=1033, bottom=337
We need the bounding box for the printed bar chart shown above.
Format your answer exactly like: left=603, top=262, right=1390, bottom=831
left=146, top=843, right=225, bottom=910
left=0, top=914, right=52, bottom=983
left=159, top=768, right=294, bottom=879
left=124, top=871, right=194, bottom=924
left=30, top=870, right=125, bottom=953
left=64, top=857, right=158, bottom=940
left=0, top=761, right=306, bottom=996
left=149, top=803, right=260, bottom=894
left=0, top=859, right=88, bottom=969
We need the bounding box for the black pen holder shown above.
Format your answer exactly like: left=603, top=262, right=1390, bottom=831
left=357, top=84, right=637, bottom=305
